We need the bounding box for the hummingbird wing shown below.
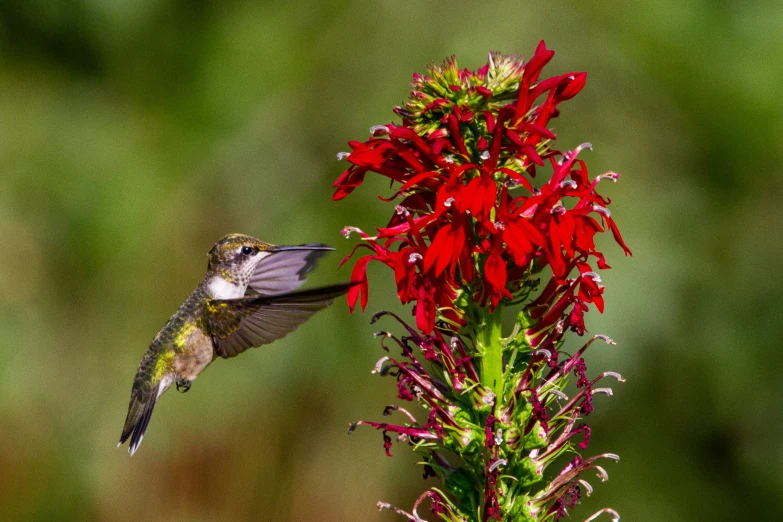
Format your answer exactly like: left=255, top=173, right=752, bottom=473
left=248, top=244, right=333, bottom=296
left=208, top=282, right=354, bottom=358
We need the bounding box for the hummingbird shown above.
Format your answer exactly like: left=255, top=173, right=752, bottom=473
left=118, top=234, right=353, bottom=456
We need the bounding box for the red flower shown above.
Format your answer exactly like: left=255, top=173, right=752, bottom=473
left=335, top=42, right=630, bottom=335
left=423, top=213, right=468, bottom=277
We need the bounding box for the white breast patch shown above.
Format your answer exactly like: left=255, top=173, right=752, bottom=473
left=208, top=276, right=245, bottom=299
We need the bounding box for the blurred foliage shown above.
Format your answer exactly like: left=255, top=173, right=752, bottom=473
left=0, top=0, right=781, bottom=520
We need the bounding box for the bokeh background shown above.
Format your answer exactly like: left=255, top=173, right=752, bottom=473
left=1, top=1, right=781, bottom=520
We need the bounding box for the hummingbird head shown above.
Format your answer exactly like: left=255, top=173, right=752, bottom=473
left=206, top=234, right=276, bottom=297
left=204, top=234, right=334, bottom=299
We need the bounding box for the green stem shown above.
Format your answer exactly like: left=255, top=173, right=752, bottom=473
left=478, top=306, right=504, bottom=401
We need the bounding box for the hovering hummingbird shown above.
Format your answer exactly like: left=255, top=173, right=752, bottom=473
left=118, top=234, right=352, bottom=455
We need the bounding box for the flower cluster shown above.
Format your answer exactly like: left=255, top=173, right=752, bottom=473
left=336, top=42, right=629, bottom=521
left=334, top=42, right=630, bottom=336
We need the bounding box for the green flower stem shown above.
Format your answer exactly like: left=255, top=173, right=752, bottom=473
left=478, top=306, right=504, bottom=403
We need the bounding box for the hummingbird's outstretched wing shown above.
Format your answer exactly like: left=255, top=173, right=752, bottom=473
left=248, top=244, right=333, bottom=296
left=208, top=282, right=354, bottom=358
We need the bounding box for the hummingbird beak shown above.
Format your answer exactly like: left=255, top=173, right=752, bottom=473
left=270, top=244, right=335, bottom=252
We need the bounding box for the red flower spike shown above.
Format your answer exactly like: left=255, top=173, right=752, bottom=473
left=338, top=47, right=628, bottom=519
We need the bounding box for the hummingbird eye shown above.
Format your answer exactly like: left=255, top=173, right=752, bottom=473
left=241, top=246, right=254, bottom=256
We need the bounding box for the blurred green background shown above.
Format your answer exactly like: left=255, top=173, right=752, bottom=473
left=1, top=1, right=781, bottom=520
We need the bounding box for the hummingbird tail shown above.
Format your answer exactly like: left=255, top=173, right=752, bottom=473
left=118, top=385, right=160, bottom=456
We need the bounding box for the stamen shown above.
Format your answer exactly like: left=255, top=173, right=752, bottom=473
left=495, top=428, right=503, bottom=446
left=534, top=348, right=552, bottom=359
left=593, top=204, right=612, bottom=218
left=382, top=405, right=419, bottom=424
left=585, top=508, right=620, bottom=522
left=600, top=453, right=621, bottom=462
left=603, top=371, right=626, bottom=383
left=336, top=152, right=350, bottom=160
left=494, top=221, right=505, bottom=231
left=371, top=356, right=389, bottom=374
left=593, top=465, right=609, bottom=482
left=347, top=422, right=358, bottom=434
left=582, top=271, right=602, bottom=283
left=408, top=252, right=423, bottom=264
left=480, top=151, right=490, bottom=161
left=550, top=203, right=566, bottom=215
left=395, top=205, right=410, bottom=217
left=575, top=142, right=593, bottom=155
left=594, top=387, right=613, bottom=396
left=560, top=180, right=577, bottom=189
left=376, top=502, right=418, bottom=521
left=595, top=334, right=616, bottom=345
left=444, top=155, right=455, bottom=164
left=482, top=392, right=496, bottom=405
left=370, top=125, right=390, bottom=136
left=444, top=197, right=455, bottom=207
left=549, top=389, right=569, bottom=401
left=341, top=226, right=361, bottom=238
left=596, top=171, right=620, bottom=183
left=373, top=331, right=391, bottom=338
left=579, top=479, right=594, bottom=496
left=488, top=459, right=508, bottom=473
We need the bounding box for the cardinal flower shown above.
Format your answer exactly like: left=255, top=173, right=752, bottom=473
left=337, top=42, right=630, bottom=522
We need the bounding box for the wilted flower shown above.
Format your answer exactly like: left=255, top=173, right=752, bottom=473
left=338, top=41, right=629, bottom=521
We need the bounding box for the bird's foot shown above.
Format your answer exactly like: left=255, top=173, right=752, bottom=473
left=176, top=379, right=192, bottom=393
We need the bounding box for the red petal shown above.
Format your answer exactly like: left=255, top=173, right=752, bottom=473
left=516, top=40, right=555, bottom=118
left=520, top=144, right=544, bottom=166
left=555, top=72, right=587, bottom=102
left=348, top=140, right=395, bottom=168
left=424, top=225, right=453, bottom=276
left=519, top=123, right=556, bottom=140
left=593, top=295, right=605, bottom=314
left=608, top=217, right=632, bottom=256
left=504, top=223, right=533, bottom=265
left=348, top=256, right=374, bottom=312
left=415, top=284, right=436, bottom=334
left=496, top=168, right=534, bottom=193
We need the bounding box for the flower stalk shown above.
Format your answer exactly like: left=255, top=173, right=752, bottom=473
left=335, top=41, right=630, bottom=521
left=477, top=306, right=504, bottom=404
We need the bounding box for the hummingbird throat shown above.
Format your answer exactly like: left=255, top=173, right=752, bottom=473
left=207, top=250, right=271, bottom=299
left=207, top=275, right=247, bottom=299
